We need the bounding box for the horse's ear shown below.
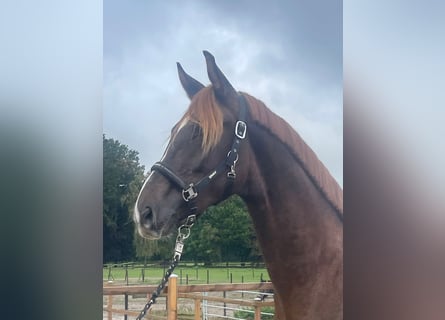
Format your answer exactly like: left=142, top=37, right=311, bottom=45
left=177, top=62, right=205, bottom=100
left=203, top=50, right=238, bottom=107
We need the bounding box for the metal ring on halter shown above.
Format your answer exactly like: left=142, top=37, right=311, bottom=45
left=177, top=214, right=196, bottom=240
left=184, top=214, right=196, bottom=226
left=182, top=184, right=198, bottom=202
left=235, top=120, right=247, bottom=139
left=178, top=225, right=192, bottom=239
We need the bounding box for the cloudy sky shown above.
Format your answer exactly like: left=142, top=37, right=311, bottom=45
left=104, top=0, right=343, bottom=186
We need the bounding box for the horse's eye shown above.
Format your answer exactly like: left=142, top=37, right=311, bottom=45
left=191, top=125, right=202, bottom=140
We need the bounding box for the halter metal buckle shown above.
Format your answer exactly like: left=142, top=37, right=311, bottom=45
left=235, top=121, right=247, bottom=139
left=182, top=184, right=198, bottom=202
left=226, top=151, right=239, bottom=179
left=227, top=167, right=236, bottom=179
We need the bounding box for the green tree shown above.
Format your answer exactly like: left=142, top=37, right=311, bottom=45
left=103, top=135, right=145, bottom=263
left=207, top=196, right=257, bottom=262
left=183, top=196, right=260, bottom=263
left=134, top=236, right=175, bottom=262
left=183, top=221, right=221, bottom=265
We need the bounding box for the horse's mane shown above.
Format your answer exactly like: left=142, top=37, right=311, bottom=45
left=179, top=86, right=343, bottom=215
left=242, top=92, right=343, bottom=215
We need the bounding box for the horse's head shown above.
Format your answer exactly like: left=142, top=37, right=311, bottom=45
left=134, top=51, right=251, bottom=239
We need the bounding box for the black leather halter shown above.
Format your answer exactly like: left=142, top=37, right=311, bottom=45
left=150, top=94, right=248, bottom=218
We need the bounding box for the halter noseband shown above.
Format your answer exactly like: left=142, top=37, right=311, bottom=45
left=150, top=94, right=248, bottom=217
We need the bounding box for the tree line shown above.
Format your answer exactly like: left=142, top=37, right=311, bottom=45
left=103, top=135, right=262, bottom=264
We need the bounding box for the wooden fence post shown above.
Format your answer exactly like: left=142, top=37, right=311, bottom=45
left=223, top=291, right=227, bottom=317
left=107, top=295, right=113, bottom=320
left=108, top=265, right=113, bottom=281
left=194, top=297, right=201, bottom=320
left=167, top=274, right=178, bottom=320
left=124, top=294, right=128, bottom=320
left=254, top=305, right=261, bottom=320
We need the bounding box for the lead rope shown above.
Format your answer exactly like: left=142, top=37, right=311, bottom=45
left=135, top=214, right=196, bottom=320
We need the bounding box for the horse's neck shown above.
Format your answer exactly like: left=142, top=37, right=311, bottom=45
left=242, top=123, right=341, bottom=235
left=239, top=123, right=343, bottom=317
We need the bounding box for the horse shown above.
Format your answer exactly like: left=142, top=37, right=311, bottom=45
left=134, top=51, right=343, bottom=320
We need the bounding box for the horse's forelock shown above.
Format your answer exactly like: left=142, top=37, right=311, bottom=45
left=173, top=86, right=224, bottom=155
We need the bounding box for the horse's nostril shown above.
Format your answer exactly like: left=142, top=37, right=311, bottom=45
left=141, top=207, right=153, bottom=225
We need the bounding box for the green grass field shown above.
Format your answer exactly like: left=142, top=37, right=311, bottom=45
left=104, top=263, right=270, bottom=285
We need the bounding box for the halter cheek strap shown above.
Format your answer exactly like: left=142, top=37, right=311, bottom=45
left=151, top=94, right=248, bottom=215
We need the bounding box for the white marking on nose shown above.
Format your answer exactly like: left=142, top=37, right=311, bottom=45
left=159, top=118, right=189, bottom=161
left=134, top=171, right=154, bottom=224
left=176, top=118, right=189, bottom=133
left=134, top=119, right=190, bottom=224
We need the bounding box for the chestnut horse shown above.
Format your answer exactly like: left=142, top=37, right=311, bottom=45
left=134, top=51, right=343, bottom=320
